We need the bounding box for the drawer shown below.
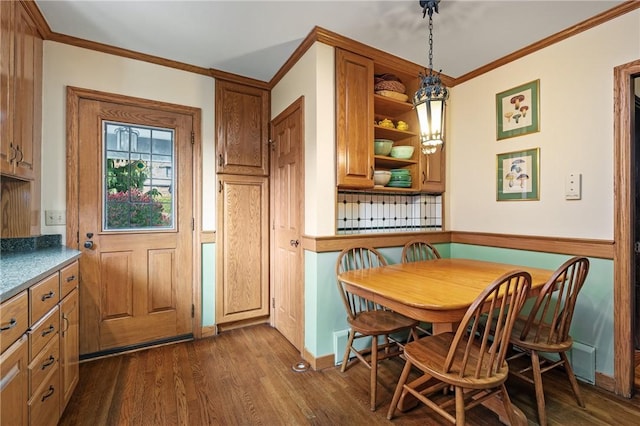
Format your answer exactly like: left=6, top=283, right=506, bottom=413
left=1, top=291, right=28, bottom=353
left=60, top=261, right=79, bottom=299
left=28, top=365, right=59, bottom=426
left=29, top=307, right=59, bottom=361
left=29, top=335, right=59, bottom=398
left=29, top=274, right=60, bottom=325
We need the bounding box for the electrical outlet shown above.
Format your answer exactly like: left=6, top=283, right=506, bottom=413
left=45, top=210, right=66, bottom=225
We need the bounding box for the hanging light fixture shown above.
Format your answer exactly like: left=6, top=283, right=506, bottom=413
left=414, top=0, right=449, bottom=155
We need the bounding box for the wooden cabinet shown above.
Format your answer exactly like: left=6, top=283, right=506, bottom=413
left=336, top=48, right=375, bottom=188
left=335, top=47, right=446, bottom=194
left=1, top=335, right=29, bottom=426
left=0, top=259, right=79, bottom=425
left=0, top=0, right=42, bottom=238
left=215, top=79, right=269, bottom=176
left=59, top=288, right=79, bottom=413
left=216, top=174, right=269, bottom=324
left=0, top=0, right=42, bottom=180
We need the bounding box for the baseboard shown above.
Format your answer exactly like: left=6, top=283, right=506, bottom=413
left=201, top=325, right=218, bottom=338
left=595, top=371, right=616, bottom=392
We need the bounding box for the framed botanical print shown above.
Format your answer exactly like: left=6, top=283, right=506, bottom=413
left=496, top=80, right=540, bottom=140
left=496, top=148, right=539, bottom=201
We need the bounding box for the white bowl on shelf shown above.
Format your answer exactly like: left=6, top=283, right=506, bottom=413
left=373, top=170, right=391, bottom=186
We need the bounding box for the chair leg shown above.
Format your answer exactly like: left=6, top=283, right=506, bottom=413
left=455, top=386, right=465, bottom=425
left=341, top=329, right=356, bottom=372
left=370, top=335, right=378, bottom=411
left=387, top=359, right=413, bottom=420
left=499, top=384, right=520, bottom=426
left=530, top=350, right=548, bottom=426
left=560, top=352, right=585, bottom=408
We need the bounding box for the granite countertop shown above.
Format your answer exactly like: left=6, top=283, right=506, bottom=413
left=0, top=247, right=82, bottom=302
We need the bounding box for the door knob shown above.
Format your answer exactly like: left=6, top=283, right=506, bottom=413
left=84, top=240, right=94, bottom=249
left=290, top=239, right=300, bottom=247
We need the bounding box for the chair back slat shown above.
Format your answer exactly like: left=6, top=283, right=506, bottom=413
left=401, top=240, right=441, bottom=263
left=519, top=257, right=589, bottom=345
left=336, top=246, right=388, bottom=319
left=444, top=270, right=532, bottom=381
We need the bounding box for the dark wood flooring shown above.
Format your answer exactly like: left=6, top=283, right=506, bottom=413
left=60, top=324, right=640, bottom=425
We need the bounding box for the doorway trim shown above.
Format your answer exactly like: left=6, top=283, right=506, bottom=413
left=65, top=86, right=204, bottom=338
left=614, top=59, right=640, bottom=397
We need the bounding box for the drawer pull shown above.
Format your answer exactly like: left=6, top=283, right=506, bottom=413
left=41, top=385, right=55, bottom=402
left=41, top=355, right=56, bottom=370
left=0, top=318, right=17, bottom=331
left=41, top=325, right=55, bottom=337
left=66, top=275, right=76, bottom=282
left=41, top=291, right=55, bottom=301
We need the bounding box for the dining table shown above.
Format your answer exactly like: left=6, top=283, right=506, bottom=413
left=337, top=257, right=555, bottom=425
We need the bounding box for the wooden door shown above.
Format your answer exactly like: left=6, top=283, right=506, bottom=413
left=216, top=174, right=269, bottom=324
left=336, top=48, right=374, bottom=189
left=270, top=98, right=304, bottom=351
left=215, top=80, right=269, bottom=176
left=76, top=97, right=194, bottom=355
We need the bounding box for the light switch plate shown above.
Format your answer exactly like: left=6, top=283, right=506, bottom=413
left=45, top=210, right=66, bottom=225
left=565, top=173, right=581, bottom=200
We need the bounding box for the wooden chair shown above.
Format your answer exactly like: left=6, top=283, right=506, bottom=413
left=335, top=246, right=419, bottom=411
left=401, top=239, right=441, bottom=263
left=401, top=240, right=441, bottom=336
left=507, top=256, right=590, bottom=426
left=387, top=270, right=532, bottom=425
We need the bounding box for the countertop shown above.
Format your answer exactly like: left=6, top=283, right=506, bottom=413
left=0, top=247, right=82, bottom=302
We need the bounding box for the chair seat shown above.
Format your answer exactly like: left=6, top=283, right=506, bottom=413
left=404, top=333, right=509, bottom=390
left=510, top=317, right=574, bottom=352
left=349, top=310, right=419, bottom=336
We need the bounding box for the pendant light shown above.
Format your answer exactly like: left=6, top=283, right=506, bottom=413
left=414, top=0, right=449, bottom=155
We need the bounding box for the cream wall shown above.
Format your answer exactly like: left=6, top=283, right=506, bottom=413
left=448, top=10, right=640, bottom=239
left=41, top=41, right=217, bottom=242
left=271, top=42, right=336, bottom=236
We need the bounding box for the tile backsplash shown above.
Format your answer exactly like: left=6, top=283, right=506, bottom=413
left=337, top=191, right=442, bottom=234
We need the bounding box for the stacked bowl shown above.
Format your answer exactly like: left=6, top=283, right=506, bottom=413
left=388, top=169, right=412, bottom=188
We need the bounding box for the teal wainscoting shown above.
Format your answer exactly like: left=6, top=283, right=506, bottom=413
left=202, top=243, right=216, bottom=327
left=304, top=242, right=612, bottom=381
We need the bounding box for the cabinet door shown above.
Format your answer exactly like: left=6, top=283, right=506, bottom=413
left=12, top=3, right=40, bottom=180
left=1, top=334, right=28, bottom=426
left=336, top=48, right=374, bottom=189
left=216, top=174, right=269, bottom=324
left=0, top=0, right=16, bottom=175
left=59, top=288, right=79, bottom=414
left=419, top=145, right=445, bottom=193
left=215, top=80, right=269, bottom=176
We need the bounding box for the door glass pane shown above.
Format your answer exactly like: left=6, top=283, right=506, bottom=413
left=103, top=122, right=175, bottom=230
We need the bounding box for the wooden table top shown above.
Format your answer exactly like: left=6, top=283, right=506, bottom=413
left=337, top=258, right=554, bottom=323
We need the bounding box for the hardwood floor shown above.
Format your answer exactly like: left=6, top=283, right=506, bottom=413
left=60, top=324, right=640, bottom=425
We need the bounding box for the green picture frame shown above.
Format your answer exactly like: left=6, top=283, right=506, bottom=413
left=496, top=79, right=540, bottom=140
left=497, top=148, right=540, bottom=201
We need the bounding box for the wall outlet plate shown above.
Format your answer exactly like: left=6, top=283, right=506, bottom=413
left=45, top=210, right=66, bottom=225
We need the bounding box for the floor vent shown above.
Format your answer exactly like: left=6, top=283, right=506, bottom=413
left=571, top=341, right=596, bottom=384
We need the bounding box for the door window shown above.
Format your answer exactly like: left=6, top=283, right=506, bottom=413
left=103, top=122, right=175, bottom=230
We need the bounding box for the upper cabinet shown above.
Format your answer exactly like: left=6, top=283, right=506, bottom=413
left=0, top=0, right=42, bottom=181
left=215, top=80, right=269, bottom=176
left=335, top=47, right=446, bottom=194
left=335, top=48, right=375, bottom=188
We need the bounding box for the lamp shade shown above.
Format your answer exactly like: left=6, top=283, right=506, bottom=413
left=413, top=74, right=448, bottom=154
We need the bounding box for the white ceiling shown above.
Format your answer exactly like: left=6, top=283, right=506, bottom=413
left=34, top=0, right=626, bottom=82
